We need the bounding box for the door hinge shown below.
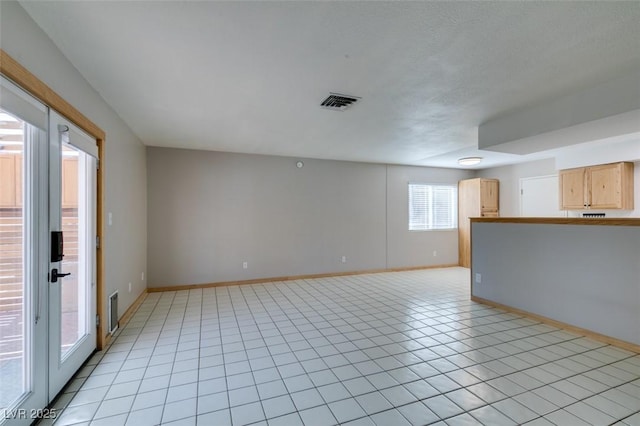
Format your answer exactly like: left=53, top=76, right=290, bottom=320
left=96, top=314, right=100, bottom=327
left=521, top=189, right=524, bottom=195
left=96, top=236, right=100, bottom=249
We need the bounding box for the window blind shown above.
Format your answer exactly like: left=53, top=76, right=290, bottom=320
left=408, top=184, right=457, bottom=230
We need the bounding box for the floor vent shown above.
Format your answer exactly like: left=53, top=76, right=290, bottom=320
left=108, top=291, right=119, bottom=334
left=320, top=93, right=360, bottom=111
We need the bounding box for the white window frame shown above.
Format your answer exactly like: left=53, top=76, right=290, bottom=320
left=408, top=183, right=458, bottom=231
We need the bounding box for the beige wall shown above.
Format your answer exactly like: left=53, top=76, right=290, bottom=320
left=147, top=148, right=473, bottom=287
left=1, top=2, right=147, bottom=317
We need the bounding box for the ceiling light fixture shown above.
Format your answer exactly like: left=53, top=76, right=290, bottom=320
left=458, top=157, right=482, bottom=166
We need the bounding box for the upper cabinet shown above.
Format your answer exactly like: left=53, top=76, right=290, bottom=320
left=559, top=162, right=634, bottom=210
left=479, top=179, right=499, bottom=212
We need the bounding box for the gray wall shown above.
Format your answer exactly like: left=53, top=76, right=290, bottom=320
left=386, top=165, right=468, bottom=268
left=147, top=147, right=472, bottom=287
left=472, top=222, right=640, bottom=345
left=1, top=2, right=147, bottom=317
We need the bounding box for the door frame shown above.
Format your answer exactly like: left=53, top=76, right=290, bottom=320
left=1, top=49, right=107, bottom=350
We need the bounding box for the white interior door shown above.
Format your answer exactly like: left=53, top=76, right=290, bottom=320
left=520, top=175, right=568, bottom=217
left=48, top=111, right=97, bottom=399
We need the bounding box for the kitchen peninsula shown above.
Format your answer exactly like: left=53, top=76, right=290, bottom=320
left=470, top=217, right=640, bottom=350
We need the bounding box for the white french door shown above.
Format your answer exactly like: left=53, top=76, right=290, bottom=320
left=0, top=77, right=49, bottom=425
left=48, top=111, right=97, bottom=398
left=0, top=78, right=97, bottom=424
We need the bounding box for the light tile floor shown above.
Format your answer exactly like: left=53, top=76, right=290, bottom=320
left=44, top=268, right=640, bottom=425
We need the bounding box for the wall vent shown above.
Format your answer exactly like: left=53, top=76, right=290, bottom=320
left=320, top=93, right=360, bottom=111
left=108, top=291, right=119, bottom=335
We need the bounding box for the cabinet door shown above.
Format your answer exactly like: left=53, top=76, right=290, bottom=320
left=589, top=163, right=622, bottom=209
left=480, top=180, right=499, bottom=211
left=560, top=168, right=586, bottom=210
left=458, top=179, right=480, bottom=268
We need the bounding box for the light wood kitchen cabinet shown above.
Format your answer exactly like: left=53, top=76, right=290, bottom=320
left=480, top=180, right=499, bottom=211
left=458, top=178, right=499, bottom=268
left=559, top=162, right=634, bottom=210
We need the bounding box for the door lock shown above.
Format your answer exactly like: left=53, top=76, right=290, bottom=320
left=50, top=268, right=71, bottom=283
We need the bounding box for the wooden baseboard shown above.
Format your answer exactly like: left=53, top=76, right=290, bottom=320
left=103, top=289, right=148, bottom=348
left=147, top=264, right=459, bottom=293
left=471, top=296, right=640, bottom=354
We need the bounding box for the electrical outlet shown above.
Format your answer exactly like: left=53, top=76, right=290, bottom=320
left=341, top=256, right=347, bottom=263
left=242, top=261, right=248, bottom=269
left=433, top=250, right=437, bottom=257
left=128, top=282, right=132, bottom=293
left=141, top=272, right=144, bottom=281
left=475, top=273, right=482, bottom=284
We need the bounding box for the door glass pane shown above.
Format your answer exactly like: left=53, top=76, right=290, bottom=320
left=49, top=115, right=97, bottom=397
left=60, top=145, right=88, bottom=359
left=0, top=110, right=25, bottom=409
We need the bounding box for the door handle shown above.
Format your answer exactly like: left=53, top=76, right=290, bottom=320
left=50, top=268, right=71, bottom=283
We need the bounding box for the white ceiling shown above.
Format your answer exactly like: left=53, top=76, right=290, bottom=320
left=19, top=1, right=640, bottom=168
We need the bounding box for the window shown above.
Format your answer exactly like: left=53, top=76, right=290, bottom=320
left=408, top=183, right=457, bottom=230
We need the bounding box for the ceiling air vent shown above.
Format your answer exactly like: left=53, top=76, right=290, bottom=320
left=320, top=93, right=360, bottom=111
